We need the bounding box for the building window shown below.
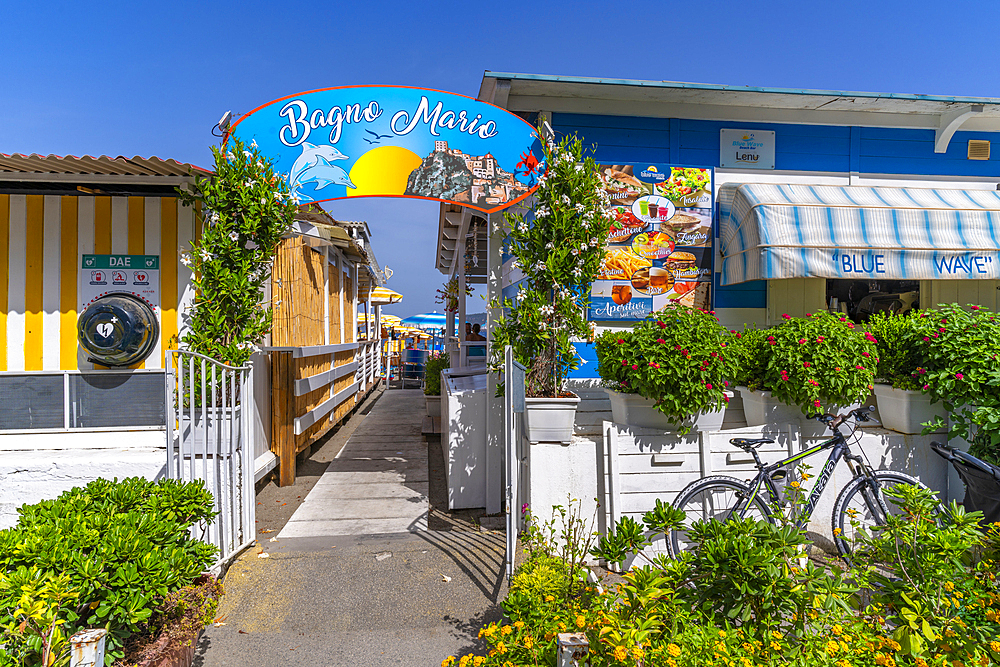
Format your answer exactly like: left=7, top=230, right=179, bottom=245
left=826, top=279, right=920, bottom=323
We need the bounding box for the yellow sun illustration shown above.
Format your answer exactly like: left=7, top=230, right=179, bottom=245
left=346, top=146, right=423, bottom=197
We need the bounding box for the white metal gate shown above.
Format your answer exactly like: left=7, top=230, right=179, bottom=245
left=504, top=346, right=527, bottom=580
left=165, top=350, right=257, bottom=567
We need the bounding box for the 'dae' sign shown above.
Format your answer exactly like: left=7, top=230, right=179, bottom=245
left=231, top=86, right=544, bottom=213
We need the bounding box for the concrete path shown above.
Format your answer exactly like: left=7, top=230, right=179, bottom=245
left=196, top=389, right=505, bottom=667
left=278, top=389, right=429, bottom=538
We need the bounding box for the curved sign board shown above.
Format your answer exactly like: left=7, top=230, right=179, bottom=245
left=230, top=86, right=544, bottom=213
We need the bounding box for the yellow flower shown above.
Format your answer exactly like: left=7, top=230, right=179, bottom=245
left=789, top=481, right=801, bottom=489
left=459, top=656, right=471, bottom=667
left=442, top=657, right=456, bottom=667
left=667, top=643, right=682, bottom=657
left=826, top=641, right=841, bottom=656
left=667, top=660, right=678, bottom=667
left=770, top=642, right=780, bottom=651
left=740, top=658, right=752, bottom=667
left=944, top=581, right=955, bottom=592
left=772, top=631, right=782, bottom=640
left=914, top=659, right=928, bottom=667
left=501, top=625, right=512, bottom=636
left=991, top=641, right=1000, bottom=653
left=473, top=657, right=485, bottom=667
left=558, top=622, right=566, bottom=632
left=576, top=615, right=586, bottom=629
left=613, top=645, right=628, bottom=662
left=742, top=642, right=755, bottom=653
left=719, top=630, right=728, bottom=638
left=495, top=642, right=507, bottom=655
left=632, top=646, right=645, bottom=660
left=503, top=663, right=513, bottom=667
left=545, top=595, right=555, bottom=602
left=831, top=624, right=842, bottom=635
left=514, top=621, right=524, bottom=629
left=524, top=635, right=533, bottom=649
left=836, top=660, right=852, bottom=667
left=833, top=528, right=842, bottom=537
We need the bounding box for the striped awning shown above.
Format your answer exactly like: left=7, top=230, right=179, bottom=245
left=370, top=287, right=403, bottom=304
left=719, top=183, right=1000, bottom=285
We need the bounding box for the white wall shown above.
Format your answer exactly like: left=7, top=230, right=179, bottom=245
left=0, top=437, right=166, bottom=528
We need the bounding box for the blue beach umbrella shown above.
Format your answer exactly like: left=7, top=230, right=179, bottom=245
left=399, top=312, right=458, bottom=331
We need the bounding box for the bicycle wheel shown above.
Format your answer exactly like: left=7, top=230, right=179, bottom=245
left=668, top=475, right=774, bottom=557
left=832, top=471, right=926, bottom=558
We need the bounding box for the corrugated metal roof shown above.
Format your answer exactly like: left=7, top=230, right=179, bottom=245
left=0, top=153, right=211, bottom=178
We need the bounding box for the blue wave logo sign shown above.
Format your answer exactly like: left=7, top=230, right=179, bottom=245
left=231, top=86, right=544, bottom=213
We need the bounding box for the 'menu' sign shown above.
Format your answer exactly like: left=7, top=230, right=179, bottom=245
left=231, top=86, right=544, bottom=213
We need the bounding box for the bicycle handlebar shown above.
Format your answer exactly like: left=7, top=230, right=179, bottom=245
left=812, top=405, right=875, bottom=430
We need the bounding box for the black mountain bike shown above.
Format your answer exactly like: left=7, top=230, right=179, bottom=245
left=667, top=406, right=926, bottom=558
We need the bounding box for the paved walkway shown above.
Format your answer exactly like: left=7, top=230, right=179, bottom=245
left=197, top=389, right=505, bottom=667
left=278, top=389, right=429, bottom=537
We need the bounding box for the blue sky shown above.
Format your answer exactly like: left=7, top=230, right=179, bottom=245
left=4, top=0, right=1000, bottom=318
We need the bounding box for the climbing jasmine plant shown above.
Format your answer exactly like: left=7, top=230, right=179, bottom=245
left=490, top=129, right=612, bottom=397
left=177, top=137, right=298, bottom=366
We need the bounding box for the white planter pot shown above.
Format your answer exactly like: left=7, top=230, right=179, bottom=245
left=425, top=394, right=441, bottom=418
left=524, top=395, right=581, bottom=444
left=604, top=388, right=726, bottom=432
left=180, top=405, right=242, bottom=456
left=738, top=388, right=860, bottom=437
left=873, top=384, right=947, bottom=435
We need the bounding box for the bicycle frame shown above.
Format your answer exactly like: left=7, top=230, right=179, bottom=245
left=734, top=428, right=874, bottom=528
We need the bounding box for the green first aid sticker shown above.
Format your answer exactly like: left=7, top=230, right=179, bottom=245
left=82, top=255, right=159, bottom=270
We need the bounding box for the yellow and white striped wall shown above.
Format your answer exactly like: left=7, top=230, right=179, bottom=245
left=0, top=194, right=198, bottom=372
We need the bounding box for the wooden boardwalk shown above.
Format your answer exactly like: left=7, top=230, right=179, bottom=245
left=277, top=389, right=429, bottom=538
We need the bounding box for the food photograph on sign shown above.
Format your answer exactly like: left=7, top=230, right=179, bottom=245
left=589, top=165, right=713, bottom=321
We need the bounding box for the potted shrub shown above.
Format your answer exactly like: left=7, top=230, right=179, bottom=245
left=904, top=303, right=1000, bottom=466
left=423, top=352, right=450, bottom=418
left=595, top=304, right=735, bottom=432
left=866, top=311, right=946, bottom=434
left=490, top=129, right=612, bottom=443
left=737, top=312, right=876, bottom=434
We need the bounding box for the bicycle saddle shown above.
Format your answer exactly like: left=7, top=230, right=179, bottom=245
left=730, top=438, right=774, bottom=449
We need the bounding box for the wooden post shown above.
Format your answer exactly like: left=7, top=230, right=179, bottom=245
left=271, top=351, right=296, bottom=486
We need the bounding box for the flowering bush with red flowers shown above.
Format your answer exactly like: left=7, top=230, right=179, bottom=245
left=763, top=312, right=877, bottom=416
left=902, top=303, right=1000, bottom=463
left=595, top=304, right=735, bottom=429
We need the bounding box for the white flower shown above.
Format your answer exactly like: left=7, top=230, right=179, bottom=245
left=560, top=195, right=571, bottom=206
left=243, top=151, right=252, bottom=159
left=226, top=152, right=234, bottom=161
left=273, top=192, right=285, bottom=201
left=590, top=237, right=599, bottom=246
left=229, top=231, right=239, bottom=242
left=180, top=252, right=192, bottom=267
left=545, top=242, right=554, bottom=250
left=571, top=249, right=579, bottom=256
left=251, top=139, right=258, bottom=148
left=260, top=197, right=267, bottom=204
left=575, top=203, right=586, bottom=214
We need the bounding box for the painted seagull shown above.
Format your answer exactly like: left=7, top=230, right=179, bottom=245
left=288, top=142, right=355, bottom=199
left=365, top=129, right=393, bottom=140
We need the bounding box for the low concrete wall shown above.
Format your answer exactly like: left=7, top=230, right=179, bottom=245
left=0, top=431, right=166, bottom=529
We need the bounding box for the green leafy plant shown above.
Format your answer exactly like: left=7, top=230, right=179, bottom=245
left=424, top=352, right=450, bottom=396
left=594, top=305, right=736, bottom=431
left=435, top=277, right=471, bottom=313
left=902, top=303, right=1000, bottom=464
left=489, top=129, right=612, bottom=397
left=762, top=312, right=877, bottom=415
left=0, top=477, right=217, bottom=665
left=848, top=484, right=1000, bottom=660
left=866, top=310, right=924, bottom=389
left=727, top=324, right=770, bottom=391
left=177, top=137, right=298, bottom=366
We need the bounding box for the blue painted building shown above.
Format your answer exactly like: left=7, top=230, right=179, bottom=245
left=477, top=73, right=1000, bottom=377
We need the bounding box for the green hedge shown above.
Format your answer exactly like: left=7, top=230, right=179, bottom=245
left=0, top=477, right=218, bottom=666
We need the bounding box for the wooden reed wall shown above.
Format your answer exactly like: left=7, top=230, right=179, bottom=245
left=270, top=236, right=364, bottom=485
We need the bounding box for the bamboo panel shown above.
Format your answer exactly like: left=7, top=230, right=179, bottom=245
left=329, top=267, right=341, bottom=344
left=344, top=273, right=355, bottom=344
left=272, top=237, right=326, bottom=347
left=295, top=352, right=333, bottom=451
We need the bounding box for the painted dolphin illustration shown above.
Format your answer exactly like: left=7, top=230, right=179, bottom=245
left=288, top=142, right=355, bottom=199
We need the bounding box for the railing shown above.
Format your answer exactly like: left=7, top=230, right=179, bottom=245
left=355, top=338, right=381, bottom=391
left=165, top=350, right=256, bottom=568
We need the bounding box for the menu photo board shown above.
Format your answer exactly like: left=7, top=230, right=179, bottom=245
left=588, top=164, right=714, bottom=321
